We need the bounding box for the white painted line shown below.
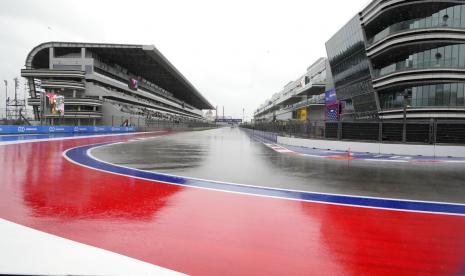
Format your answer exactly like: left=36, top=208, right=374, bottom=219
left=59, top=142, right=465, bottom=218
left=265, top=141, right=465, bottom=164
left=0, top=131, right=165, bottom=146
left=0, top=218, right=183, bottom=276
left=363, top=159, right=408, bottom=163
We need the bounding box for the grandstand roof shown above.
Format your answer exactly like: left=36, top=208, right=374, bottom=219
left=25, top=42, right=213, bottom=109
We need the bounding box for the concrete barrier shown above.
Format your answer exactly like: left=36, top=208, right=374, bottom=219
left=277, top=136, right=465, bottom=158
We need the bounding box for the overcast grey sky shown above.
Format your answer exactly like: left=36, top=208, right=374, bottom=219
left=0, top=0, right=369, bottom=120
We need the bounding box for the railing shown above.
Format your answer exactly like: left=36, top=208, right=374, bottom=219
left=256, top=93, right=326, bottom=116
left=93, top=59, right=193, bottom=108
left=241, top=119, right=465, bottom=145
left=280, top=95, right=326, bottom=112
left=27, top=97, right=103, bottom=106
left=20, top=69, right=85, bottom=78
left=367, top=17, right=464, bottom=47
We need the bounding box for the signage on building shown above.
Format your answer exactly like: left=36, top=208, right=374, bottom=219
left=326, top=104, right=339, bottom=121
left=298, top=107, right=307, bottom=122
left=325, top=89, right=337, bottom=105
left=215, top=118, right=243, bottom=123
left=128, top=78, right=138, bottom=91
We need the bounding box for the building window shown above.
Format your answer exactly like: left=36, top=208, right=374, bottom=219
left=380, top=83, right=465, bottom=110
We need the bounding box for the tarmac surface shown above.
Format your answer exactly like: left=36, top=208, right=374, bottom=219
left=2, top=130, right=465, bottom=275
left=93, top=127, right=465, bottom=204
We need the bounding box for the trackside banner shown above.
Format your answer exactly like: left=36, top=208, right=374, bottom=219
left=0, top=125, right=136, bottom=134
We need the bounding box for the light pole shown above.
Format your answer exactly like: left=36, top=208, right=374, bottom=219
left=14, top=78, right=18, bottom=120
left=402, top=91, right=408, bottom=143
left=4, top=80, right=7, bottom=120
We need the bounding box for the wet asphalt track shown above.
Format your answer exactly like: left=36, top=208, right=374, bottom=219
left=92, top=127, right=465, bottom=204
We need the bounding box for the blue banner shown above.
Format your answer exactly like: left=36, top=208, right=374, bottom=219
left=325, top=89, right=337, bottom=105
left=0, top=125, right=136, bottom=135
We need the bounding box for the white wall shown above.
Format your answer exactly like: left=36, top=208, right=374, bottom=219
left=277, top=136, right=465, bottom=157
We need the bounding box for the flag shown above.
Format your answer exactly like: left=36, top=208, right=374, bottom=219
left=3, top=80, right=7, bottom=86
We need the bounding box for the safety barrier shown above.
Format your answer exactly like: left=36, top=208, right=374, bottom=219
left=241, top=128, right=278, bottom=144
left=244, top=120, right=465, bottom=145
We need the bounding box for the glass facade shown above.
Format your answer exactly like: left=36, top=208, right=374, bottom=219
left=368, top=4, right=465, bottom=45
left=324, top=1, right=465, bottom=119
left=326, top=16, right=370, bottom=88
left=379, top=83, right=465, bottom=110
left=326, top=16, right=377, bottom=118
left=373, top=43, right=465, bottom=77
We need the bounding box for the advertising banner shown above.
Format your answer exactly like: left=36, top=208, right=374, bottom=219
left=0, top=125, right=136, bottom=134
left=44, top=92, right=65, bottom=116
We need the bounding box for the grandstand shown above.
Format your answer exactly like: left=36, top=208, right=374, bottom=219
left=21, top=42, right=213, bottom=126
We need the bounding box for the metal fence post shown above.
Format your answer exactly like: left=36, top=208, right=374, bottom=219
left=379, top=121, right=383, bottom=143
left=402, top=93, right=408, bottom=143
left=429, top=118, right=434, bottom=144
left=433, top=119, right=438, bottom=145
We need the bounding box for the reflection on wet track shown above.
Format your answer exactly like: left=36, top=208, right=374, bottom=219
left=94, top=128, right=465, bottom=204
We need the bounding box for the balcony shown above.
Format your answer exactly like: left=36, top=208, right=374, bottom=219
left=21, top=69, right=85, bottom=79
left=367, top=28, right=465, bottom=58
left=28, top=97, right=103, bottom=106
left=373, top=69, right=465, bottom=89
left=377, top=58, right=455, bottom=77
left=92, top=59, right=192, bottom=108
left=43, top=110, right=103, bottom=119
left=367, top=16, right=465, bottom=46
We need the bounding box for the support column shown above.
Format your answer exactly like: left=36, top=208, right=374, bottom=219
left=81, top=48, right=86, bottom=71
left=49, top=48, right=54, bottom=69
